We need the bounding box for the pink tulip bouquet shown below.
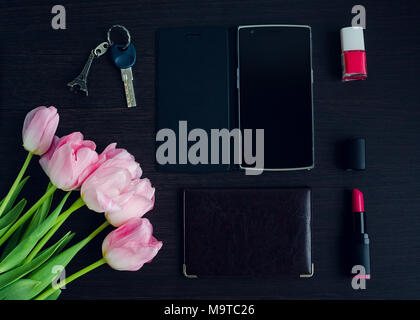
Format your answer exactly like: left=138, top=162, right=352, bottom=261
left=0, top=106, right=162, bottom=300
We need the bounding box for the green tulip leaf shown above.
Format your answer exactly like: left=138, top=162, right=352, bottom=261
left=0, top=222, right=26, bottom=261
left=23, top=182, right=54, bottom=239
left=0, top=232, right=73, bottom=291
left=25, top=237, right=89, bottom=300
left=0, top=176, right=30, bottom=214
left=40, top=287, right=62, bottom=300
left=0, top=199, right=27, bottom=234
left=0, top=279, right=41, bottom=300
left=0, top=192, right=70, bottom=273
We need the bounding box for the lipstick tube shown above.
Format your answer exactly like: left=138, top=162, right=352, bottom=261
left=340, top=27, right=367, bottom=81
left=352, top=188, right=371, bottom=278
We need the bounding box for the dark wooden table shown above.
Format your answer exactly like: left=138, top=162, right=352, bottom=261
left=0, top=0, right=419, bottom=299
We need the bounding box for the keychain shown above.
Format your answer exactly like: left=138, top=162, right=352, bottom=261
left=67, top=25, right=137, bottom=108
left=67, top=41, right=109, bottom=96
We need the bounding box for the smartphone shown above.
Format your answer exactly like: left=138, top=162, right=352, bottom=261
left=156, top=27, right=235, bottom=172
left=238, top=25, right=314, bottom=171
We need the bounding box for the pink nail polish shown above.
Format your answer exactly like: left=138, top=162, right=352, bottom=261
left=340, top=27, right=367, bottom=81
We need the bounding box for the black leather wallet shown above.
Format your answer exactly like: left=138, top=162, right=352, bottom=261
left=183, top=188, right=313, bottom=278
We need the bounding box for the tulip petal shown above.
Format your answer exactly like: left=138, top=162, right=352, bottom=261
left=22, top=106, right=59, bottom=155
left=102, top=218, right=163, bottom=271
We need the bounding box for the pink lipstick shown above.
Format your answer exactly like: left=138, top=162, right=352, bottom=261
left=352, top=188, right=365, bottom=212
left=352, top=188, right=371, bottom=278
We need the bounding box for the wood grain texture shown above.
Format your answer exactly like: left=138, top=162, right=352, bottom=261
left=0, top=0, right=419, bottom=299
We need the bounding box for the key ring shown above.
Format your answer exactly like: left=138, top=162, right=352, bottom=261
left=107, top=24, right=131, bottom=50
left=93, top=42, right=110, bottom=57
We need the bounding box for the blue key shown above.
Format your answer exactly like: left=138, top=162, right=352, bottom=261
left=111, top=43, right=137, bottom=107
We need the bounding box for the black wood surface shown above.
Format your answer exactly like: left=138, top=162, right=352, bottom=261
left=0, top=0, right=419, bottom=299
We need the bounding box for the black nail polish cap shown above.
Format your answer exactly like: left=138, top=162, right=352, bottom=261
left=345, top=138, right=366, bottom=171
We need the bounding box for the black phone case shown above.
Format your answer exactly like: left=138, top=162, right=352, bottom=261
left=156, top=27, right=236, bottom=172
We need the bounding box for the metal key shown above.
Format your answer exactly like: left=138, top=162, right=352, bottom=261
left=67, top=42, right=109, bottom=96
left=111, top=43, right=137, bottom=107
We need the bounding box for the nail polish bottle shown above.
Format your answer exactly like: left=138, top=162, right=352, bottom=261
left=340, top=27, right=367, bottom=81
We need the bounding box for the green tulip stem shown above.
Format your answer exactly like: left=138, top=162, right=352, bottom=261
left=25, top=196, right=85, bottom=263
left=35, top=258, right=106, bottom=300
left=0, top=185, right=57, bottom=246
left=35, top=220, right=110, bottom=300
left=54, top=197, right=85, bottom=226
left=84, top=220, right=110, bottom=245
left=0, top=152, right=33, bottom=217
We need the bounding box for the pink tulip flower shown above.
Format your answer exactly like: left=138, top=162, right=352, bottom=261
left=97, top=143, right=142, bottom=180
left=104, top=178, right=155, bottom=227
left=81, top=164, right=155, bottom=226
left=102, top=218, right=163, bottom=271
left=40, top=132, right=99, bottom=190
left=22, top=106, right=59, bottom=155
left=81, top=166, right=132, bottom=214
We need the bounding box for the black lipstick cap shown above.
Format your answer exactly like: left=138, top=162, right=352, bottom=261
left=345, top=138, right=366, bottom=171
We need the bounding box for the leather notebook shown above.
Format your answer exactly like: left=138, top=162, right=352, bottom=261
left=183, top=188, right=313, bottom=278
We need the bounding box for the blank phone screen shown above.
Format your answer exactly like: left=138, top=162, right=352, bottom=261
left=238, top=26, right=313, bottom=170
